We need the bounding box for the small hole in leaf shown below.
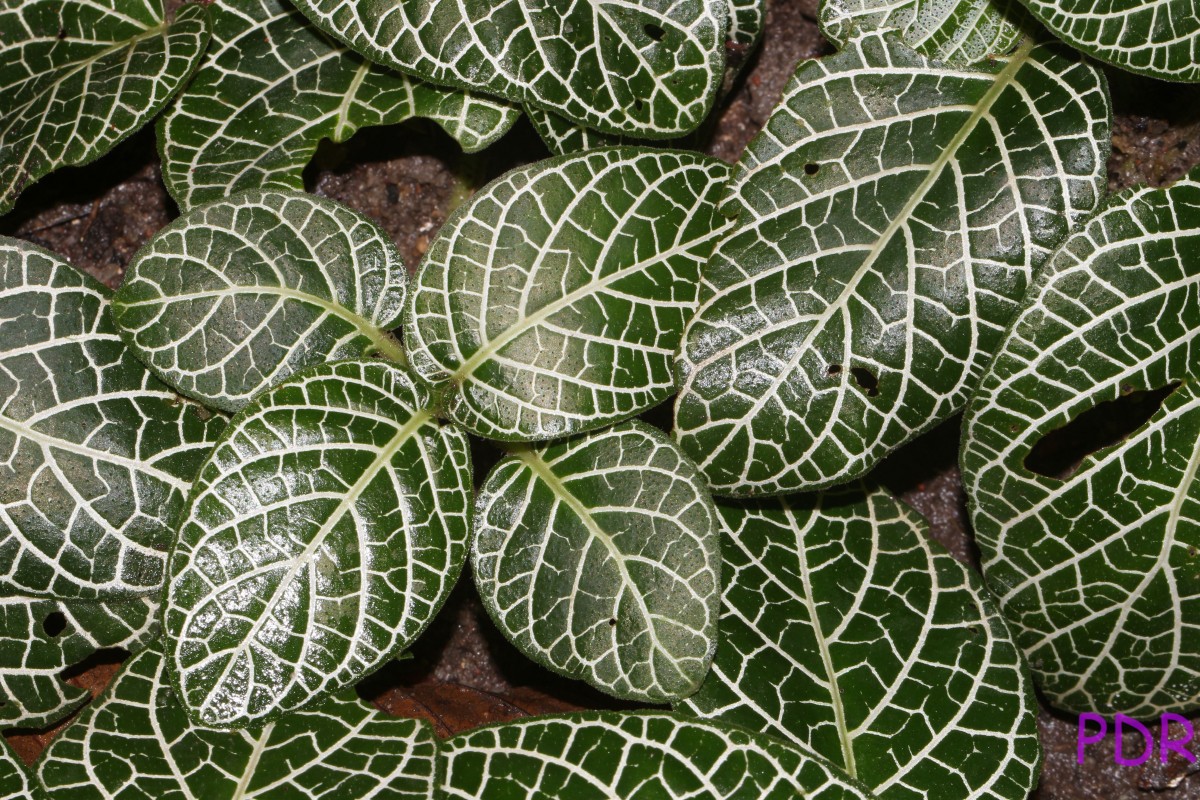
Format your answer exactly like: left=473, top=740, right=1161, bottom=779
left=968, top=625, right=981, bottom=635
left=609, top=618, right=618, bottom=626
left=633, top=99, right=644, bottom=112
left=43, top=612, right=67, bottom=637
left=850, top=367, right=879, bottom=397
left=644, top=23, right=666, bottom=41
left=1024, top=382, right=1180, bottom=479
left=57, top=28, right=66, bottom=40
left=827, top=363, right=842, bottom=376
left=804, top=162, right=820, bottom=176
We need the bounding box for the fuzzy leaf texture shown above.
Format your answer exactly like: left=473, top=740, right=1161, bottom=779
left=36, top=646, right=438, bottom=799
left=287, top=0, right=728, bottom=137
left=0, top=0, right=209, bottom=215
left=674, top=31, right=1109, bottom=496
left=473, top=422, right=721, bottom=703
left=165, top=360, right=471, bottom=728
left=442, top=711, right=873, bottom=800
left=158, top=0, right=519, bottom=210
left=406, top=148, right=732, bottom=442
left=0, top=238, right=225, bottom=598
left=819, top=0, right=1029, bottom=65
left=0, top=596, right=156, bottom=729
left=112, top=190, right=407, bottom=413
left=1017, top=0, right=1200, bottom=82
left=678, top=486, right=1040, bottom=799
left=961, top=170, right=1200, bottom=716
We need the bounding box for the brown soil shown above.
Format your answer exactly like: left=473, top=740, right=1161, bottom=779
left=3, top=1, right=1200, bottom=796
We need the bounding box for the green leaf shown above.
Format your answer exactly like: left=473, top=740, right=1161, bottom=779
left=288, top=0, right=728, bottom=138
left=819, top=0, right=1029, bottom=65
left=406, top=148, right=732, bottom=442
left=0, top=595, right=156, bottom=730
left=36, top=645, right=438, bottom=799
left=0, top=0, right=209, bottom=216
left=112, top=190, right=408, bottom=414
left=673, top=32, right=1110, bottom=497
left=525, top=0, right=766, bottom=155
left=473, top=422, right=721, bottom=703
left=0, top=741, right=28, bottom=800
left=158, top=0, right=520, bottom=211
left=442, top=711, right=872, bottom=800
left=0, top=237, right=225, bottom=599
left=165, top=359, right=471, bottom=728
left=961, top=171, right=1200, bottom=716
left=679, top=487, right=1040, bottom=800
left=1017, top=0, right=1200, bottom=82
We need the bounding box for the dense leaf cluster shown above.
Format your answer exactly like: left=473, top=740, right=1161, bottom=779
left=0, top=0, right=1197, bottom=797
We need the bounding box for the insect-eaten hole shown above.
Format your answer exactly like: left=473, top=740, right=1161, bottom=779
left=633, top=98, right=644, bottom=112
left=608, top=618, right=618, bottom=627
left=826, top=363, right=842, bottom=376
left=803, top=162, right=820, bottom=176
left=42, top=611, right=67, bottom=637
left=1023, top=381, right=1181, bottom=479
left=644, top=23, right=666, bottom=42
left=850, top=367, right=879, bottom=397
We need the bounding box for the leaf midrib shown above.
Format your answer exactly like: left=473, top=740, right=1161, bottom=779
left=693, top=38, right=1036, bottom=476
left=122, top=284, right=405, bottom=364
left=193, top=407, right=432, bottom=723
left=514, top=445, right=689, bottom=691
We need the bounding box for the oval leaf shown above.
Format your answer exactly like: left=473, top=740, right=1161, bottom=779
left=473, top=422, right=721, bottom=703
left=37, top=646, right=438, bottom=799
left=165, top=360, right=471, bottom=728
left=1018, top=0, right=1200, bottom=82
left=0, top=595, right=157, bottom=729
left=679, top=486, right=1040, bottom=799
left=159, top=0, right=520, bottom=210
left=288, top=0, right=727, bottom=138
left=406, top=148, right=732, bottom=442
left=0, top=237, right=225, bottom=598
left=443, top=711, right=872, bottom=800
left=113, top=190, right=407, bottom=413
left=674, top=32, right=1110, bottom=496
left=961, top=171, right=1200, bottom=716
left=0, top=0, right=209, bottom=215
left=819, top=0, right=1029, bottom=65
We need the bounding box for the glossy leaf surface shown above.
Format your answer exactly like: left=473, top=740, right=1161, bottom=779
left=674, top=32, right=1109, bottom=496
left=113, top=190, right=407, bottom=413
left=0, top=596, right=156, bottom=729
left=159, top=0, right=519, bottom=209
left=473, top=422, right=721, bottom=703
left=37, top=646, right=438, bottom=798
left=679, top=487, right=1040, bottom=799
left=962, top=172, right=1200, bottom=716
left=1018, top=0, right=1200, bottom=82
left=0, top=237, right=224, bottom=598
left=442, top=711, right=872, bottom=800
left=0, top=0, right=209, bottom=215
left=819, top=0, right=1028, bottom=65
left=406, top=148, right=731, bottom=442
left=289, top=0, right=727, bottom=137
left=165, top=360, right=471, bottom=728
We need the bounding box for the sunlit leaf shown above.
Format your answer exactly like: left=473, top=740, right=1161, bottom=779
left=406, top=148, right=731, bottom=442
left=674, top=31, right=1109, bottom=496
left=165, top=359, right=471, bottom=728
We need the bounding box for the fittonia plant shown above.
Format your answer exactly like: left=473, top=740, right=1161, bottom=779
left=0, top=0, right=1198, bottom=795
